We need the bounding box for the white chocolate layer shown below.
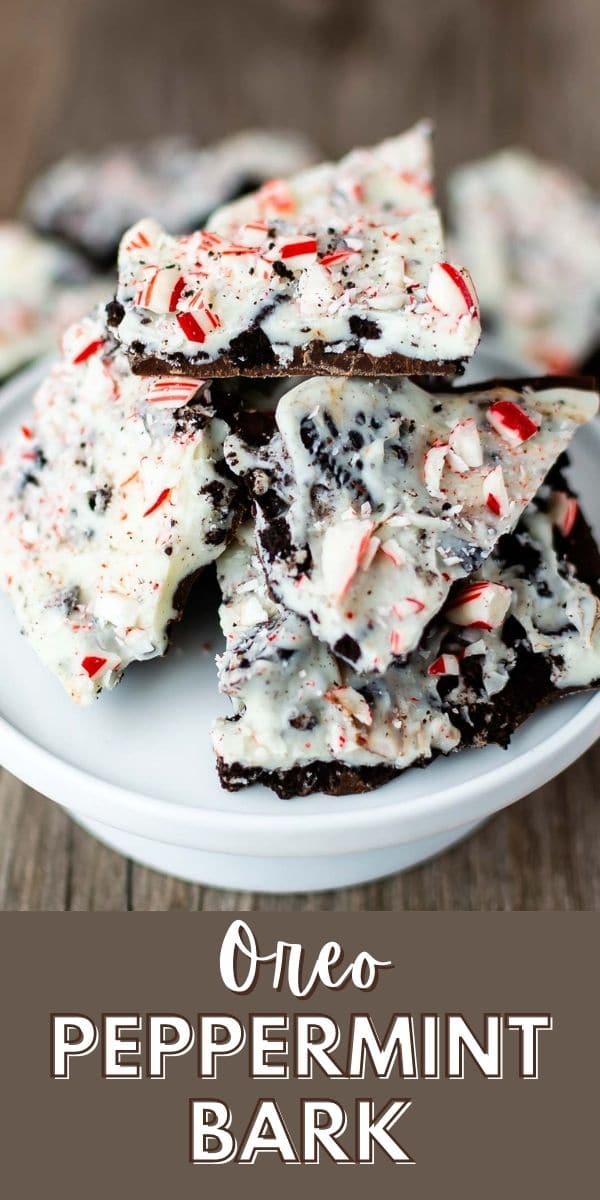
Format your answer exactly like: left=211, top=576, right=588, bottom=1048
left=0, top=313, right=238, bottom=703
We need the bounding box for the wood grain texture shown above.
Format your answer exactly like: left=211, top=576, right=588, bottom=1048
left=1, top=0, right=599, bottom=910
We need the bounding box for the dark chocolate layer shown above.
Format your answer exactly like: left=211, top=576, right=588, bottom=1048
left=128, top=343, right=465, bottom=380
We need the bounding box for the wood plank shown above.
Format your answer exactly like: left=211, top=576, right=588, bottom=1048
left=0, top=777, right=70, bottom=911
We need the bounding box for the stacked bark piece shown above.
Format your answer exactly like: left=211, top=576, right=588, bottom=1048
left=1, top=123, right=600, bottom=796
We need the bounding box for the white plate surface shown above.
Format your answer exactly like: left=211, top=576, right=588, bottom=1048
left=0, top=352, right=599, bottom=869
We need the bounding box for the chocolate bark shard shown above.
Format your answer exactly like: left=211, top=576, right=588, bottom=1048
left=448, top=148, right=600, bottom=373
left=212, top=494, right=600, bottom=798
left=111, top=123, right=481, bottom=377
left=225, top=374, right=598, bottom=675
left=0, top=312, right=242, bottom=704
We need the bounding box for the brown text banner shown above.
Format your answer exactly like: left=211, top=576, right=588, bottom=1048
left=0, top=913, right=596, bottom=1196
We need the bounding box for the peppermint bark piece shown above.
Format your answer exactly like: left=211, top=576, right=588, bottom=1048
left=213, top=493, right=600, bottom=798
left=0, top=222, right=109, bottom=380
left=224, top=375, right=598, bottom=674
left=24, top=130, right=317, bottom=269
left=448, top=149, right=600, bottom=373
left=110, top=123, right=481, bottom=377
left=0, top=314, right=241, bottom=704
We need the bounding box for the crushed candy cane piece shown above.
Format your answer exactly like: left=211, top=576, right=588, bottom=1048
left=185, top=294, right=222, bottom=330
left=145, top=377, right=202, bottom=407
left=427, top=653, right=460, bottom=676
left=321, top=519, right=375, bottom=599
left=121, top=218, right=160, bottom=254
left=360, top=535, right=381, bottom=571
left=448, top=417, right=483, bottom=468
left=134, top=265, right=183, bottom=314
left=324, top=686, right=372, bottom=726
left=487, top=399, right=539, bottom=445
left=379, top=537, right=404, bottom=567
left=143, top=487, right=171, bottom=517
left=239, top=221, right=269, bottom=247
left=427, top=261, right=477, bottom=317
left=177, top=312, right=206, bottom=343
left=72, top=337, right=105, bottom=365
left=423, top=442, right=448, bottom=497
left=169, top=275, right=186, bottom=311
left=81, top=655, right=107, bottom=678
left=483, top=465, right=510, bottom=518
left=280, top=238, right=318, bottom=260
left=320, top=248, right=360, bottom=268
left=389, top=629, right=405, bottom=655
left=446, top=580, right=512, bottom=630
left=551, top=491, right=578, bottom=537
left=406, top=596, right=426, bottom=613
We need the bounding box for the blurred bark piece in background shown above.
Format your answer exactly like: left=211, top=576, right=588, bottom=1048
left=2, top=0, right=599, bottom=218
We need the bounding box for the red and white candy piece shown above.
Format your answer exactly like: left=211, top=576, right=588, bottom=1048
left=406, top=596, right=426, bottom=613
left=63, top=321, right=105, bottom=366
left=447, top=418, right=483, bottom=471
left=321, top=519, right=375, bottom=599
left=143, top=487, right=172, bottom=518
left=551, top=490, right=578, bottom=537
left=278, top=238, right=318, bottom=266
left=423, top=441, right=448, bottom=497
left=324, top=686, right=372, bottom=727
left=487, top=399, right=539, bottom=446
left=185, top=293, right=222, bottom=326
left=191, top=229, right=224, bottom=254
left=80, top=654, right=121, bottom=682
left=320, top=247, right=361, bottom=269
left=81, top=655, right=107, bottom=679
left=389, top=629, right=405, bottom=656
left=134, top=265, right=184, bottom=314
left=360, top=535, right=381, bottom=571
left=121, top=217, right=161, bottom=257
left=220, top=240, right=261, bottom=257
left=238, top=221, right=269, bottom=248
left=446, top=581, right=512, bottom=630
left=379, top=537, right=405, bottom=567
left=176, top=300, right=221, bottom=344
left=426, top=262, right=478, bottom=318
left=145, top=377, right=202, bottom=408
left=482, top=465, right=510, bottom=518
left=176, top=312, right=206, bottom=344
left=427, top=653, right=460, bottom=677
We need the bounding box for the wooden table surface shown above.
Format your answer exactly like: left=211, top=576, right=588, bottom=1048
left=1, top=0, right=599, bottom=911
